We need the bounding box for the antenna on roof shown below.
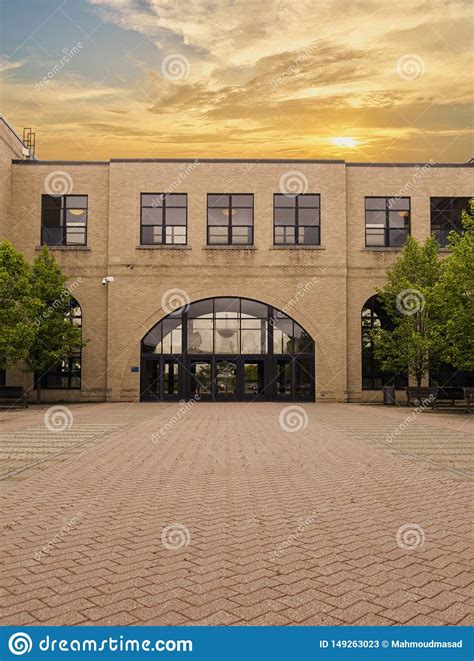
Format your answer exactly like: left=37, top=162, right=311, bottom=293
left=22, top=128, right=35, bottom=159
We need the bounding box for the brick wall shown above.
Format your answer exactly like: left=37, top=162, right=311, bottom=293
left=2, top=141, right=472, bottom=402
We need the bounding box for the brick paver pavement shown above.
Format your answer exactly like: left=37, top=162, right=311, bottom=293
left=0, top=402, right=472, bottom=626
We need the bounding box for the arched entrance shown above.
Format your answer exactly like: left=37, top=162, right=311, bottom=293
left=141, top=297, right=315, bottom=402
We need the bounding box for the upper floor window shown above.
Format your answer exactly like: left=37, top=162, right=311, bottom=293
left=141, top=193, right=187, bottom=245
left=365, top=197, right=410, bottom=247
left=41, top=195, right=87, bottom=246
left=207, top=194, right=253, bottom=245
left=430, top=197, right=470, bottom=247
left=274, top=194, right=320, bottom=245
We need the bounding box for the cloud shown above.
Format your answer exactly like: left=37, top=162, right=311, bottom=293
left=0, top=57, right=23, bottom=73
left=0, top=0, right=471, bottom=160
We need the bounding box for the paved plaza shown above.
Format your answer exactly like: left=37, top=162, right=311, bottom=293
left=0, top=402, right=472, bottom=626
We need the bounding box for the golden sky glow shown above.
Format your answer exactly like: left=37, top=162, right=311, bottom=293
left=0, top=0, right=473, bottom=161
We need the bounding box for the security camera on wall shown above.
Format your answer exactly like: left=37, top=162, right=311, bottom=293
left=101, top=276, right=114, bottom=285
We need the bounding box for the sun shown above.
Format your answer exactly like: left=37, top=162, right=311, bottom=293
left=330, top=137, right=360, bottom=148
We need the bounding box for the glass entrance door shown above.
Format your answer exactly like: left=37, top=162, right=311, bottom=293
left=163, top=359, right=179, bottom=399
left=241, top=360, right=265, bottom=400
left=275, top=359, right=292, bottom=400
left=215, top=360, right=237, bottom=400
left=190, top=361, right=212, bottom=400
left=142, top=359, right=160, bottom=401
left=141, top=358, right=180, bottom=401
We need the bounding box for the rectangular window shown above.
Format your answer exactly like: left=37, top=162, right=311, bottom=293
left=274, top=194, right=320, bottom=245
left=37, top=355, right=81, bottom=389
left=35, top=302, right=82, bottom=389
left=41, top=195, right=87, bottom=246
left=141, top=193, right=187, bottom=245
left=207, top=194, right=253, bottom=245
left=430, top=197, right=470, bottom=247
left=365, top=197, right=410, bottom=247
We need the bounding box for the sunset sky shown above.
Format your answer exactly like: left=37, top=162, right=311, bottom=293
left=0, top=0, right=472, bottom=161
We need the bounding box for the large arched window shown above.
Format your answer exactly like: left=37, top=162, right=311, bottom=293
left=36, top=298, right=82, bottom=390
left=361, top=296, right=407, bottom=390
left=141, top=297, right=315, bottom=402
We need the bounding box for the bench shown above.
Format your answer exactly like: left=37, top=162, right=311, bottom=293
left=435, top=386, right=466, bottom=407
left=406, top=387, right=439, bottom=408
left=0, top=386, right=28, bottom=408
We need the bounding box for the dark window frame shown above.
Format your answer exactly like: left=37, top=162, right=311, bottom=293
left=273, top=193, right=321, bottom=246
left=430, top=197, right=471, bottom=248
left=207, top=194, right=254, bottom=246
left=364, top=196, right=411, bottom=248
left=35, top=299, right=82, bottom=390
left=41, top=194, right=88, bottom=247
left=142, top=297, right=314, bottom=358
left=140, top=193, right=188, bottom=246
left=361, top=295, right=408, bottom=390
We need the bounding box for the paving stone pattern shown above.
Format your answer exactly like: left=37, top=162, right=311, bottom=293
left=0, top=403, right=472, bottom=626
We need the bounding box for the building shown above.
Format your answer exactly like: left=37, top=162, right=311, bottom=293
left=0, top=116, right=472, bottom=403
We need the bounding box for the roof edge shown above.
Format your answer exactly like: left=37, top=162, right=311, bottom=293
left=0, top=115, right=28, bottom=150
left=10, top=158, right=473, bottom=167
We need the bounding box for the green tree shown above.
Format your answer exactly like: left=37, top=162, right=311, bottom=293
left=26, top=247, right=85, bottom=403
left=0, top=240, right=37, bottom=371
left=435, top=199, right=474, bottom=371
left=371, top=235, right=443, bottom=387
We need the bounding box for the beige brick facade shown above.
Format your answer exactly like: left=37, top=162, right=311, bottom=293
left=1, top=117, right=472, bottom=402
